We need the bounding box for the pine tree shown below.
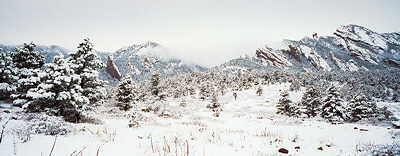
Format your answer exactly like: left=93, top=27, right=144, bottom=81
left=321, top=86, right=349, bottom=122
left=179, top=98, right=187, bottom=107
left=128, top=111, right=140, bottom=128
left=256, top=86, right=263, bottom=96
left=289, top=79, right=301, bottom=91
left=150, top=72, right=161, bottom=97
left=199, top=81, right=212, bottom=100
left=276, top=91, right=297, bottom=116
left=0, top=52, right=17, bottom=99
left=347, top=94, right=378, bottom=121
left=11, top=43, right=44, bottom=69
left=143, top=72, right=165, bottom=112
left=207, top=93, right=222, bottom=117
left=68, top=38, right=106, bottom=105
left=10, top=43, right=45, bottom=106
left=116, top=76, right=135, bottom=111
left=298, top=86, right=321, bottom=117
left=26, top=55, right=89, bottom=122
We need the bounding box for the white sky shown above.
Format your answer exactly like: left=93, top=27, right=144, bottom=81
left=0, top=0, right=399, bottom=66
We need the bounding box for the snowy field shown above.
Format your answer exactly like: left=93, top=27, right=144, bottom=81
left=1, top=83, right=399, bottom=156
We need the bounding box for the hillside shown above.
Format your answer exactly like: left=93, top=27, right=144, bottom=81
left=218, top=24, right=400, bottom=72
left=97, top=41, right=207, bottom=85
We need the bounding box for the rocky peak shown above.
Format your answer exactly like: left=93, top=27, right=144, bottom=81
left=105, top=56, right=122, bottom=81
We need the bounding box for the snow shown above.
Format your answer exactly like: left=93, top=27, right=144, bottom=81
left=353, top=26, right=388, bottom=50
left=329, top=52, right=347, bottom=71
left=337, top=25, right=388, bottom=50
left=0, top=83, right=399, bottom=156
left=346, top=60, right=359, bottom=72
left=300, top=46, right=332, bottom=71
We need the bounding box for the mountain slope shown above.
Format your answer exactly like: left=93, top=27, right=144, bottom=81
left=0, top=44, right=70, bottom=63
left=98, top=41, right=208, bottom=85
left=218, top=24, right=400, bottom=72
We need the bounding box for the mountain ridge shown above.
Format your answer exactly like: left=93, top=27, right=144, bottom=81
left=217, top=24, right=400, bottom=72
left=2, top=24, right=399, bottom=84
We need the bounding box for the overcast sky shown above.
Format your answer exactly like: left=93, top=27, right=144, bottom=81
left=0, top=0, right=399, bottom=66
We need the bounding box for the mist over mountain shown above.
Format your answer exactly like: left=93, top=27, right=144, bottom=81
left=96, top=41, right=208, bottom=85
left=1, top=24, right=399, bottom=84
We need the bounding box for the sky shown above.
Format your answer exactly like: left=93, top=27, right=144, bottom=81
left=0, top=0, right=399, bottom=66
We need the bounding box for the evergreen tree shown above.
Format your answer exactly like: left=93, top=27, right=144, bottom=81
left=150, top=72, right=161, bottom=97
left=199, top=81, right=212, bottom=100
left=128, top=111, right=140, bottom=128
left=10, top=43, right=45, bottom=106
left=207, top=93, right=222, bottom=117
left=276, top=91, right=297, bottom=116
left=298, top=86, right=321, bottom=117
left=11, top=43, right=44, bottom=69
left=0, top=52, right=17, bottom=99
left=321, top=86, right=349, bottom=122
left=347, top=94, right=378, bottom=121
left=68, top=38, right=106, bottom=105
left=289, top=79, right=301, bottom=91
left=179, top=98, right=187, bottom=107
left=256, top=86, right=263, bottom=96
left=26, top=55, right=89, bottom=122
left=116, top=76, right=135, bottom=111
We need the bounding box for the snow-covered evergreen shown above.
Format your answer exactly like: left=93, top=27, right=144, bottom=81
left=68, top=39, right=106, bottom=105
left=0, top=52, right=17, bottom=99
left=207, top=93, right=222, bottom=117
left=276, top=90, right=297, bottom=116
left=150, top=72, right=161, bottom=97
left=347, top=94, right=378, bottom=121
left=10, top=43, right=45, bottom=107
left=321, top=86, right=349, bottom=122
left=298, top=86, right=322, bottom=117
left=199, top=81, right=213, bottom=100
left=289, top=79, right=301, bottom=91
left=26, top=55, right=89, bottom=122
left=256, top=86, right=263, bottom=96
left=116, top=76, right=135, bottom=111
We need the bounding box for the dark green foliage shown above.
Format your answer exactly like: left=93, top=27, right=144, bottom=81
left=276, top=91, right=297, bottom=116
left=10, top=43, right=45, bottom=106
left=289, top=80, right=301, bottom=91
left=11, top=43, right=44, bottom=69
left=321, top=86, right=349, bottom=122
left=348, top=94, right=378, bottom=121
left=150, top=72, right=160, bottom=96
left=207, top=94, right=222, bottom=117
left=298, top=86, right=322, bottom=117
left=116, top=76, right=135, bottom=111
left=68, top=38, right=106, bottom=105
left=256, top=86, right=263, bottom=96
left=26, top=56, right=88, bottom=122
left=0, top=52, right=17, bottom=99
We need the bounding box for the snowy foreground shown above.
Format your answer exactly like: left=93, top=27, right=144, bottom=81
left=1, top=83, right=400, bottom=156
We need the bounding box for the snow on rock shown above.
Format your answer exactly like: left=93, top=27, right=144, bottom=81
left=256, top=47, right=291, bottom=67
left=299, top=45, right=332, bottom=71
left=227, top=24, right=400, bottom=72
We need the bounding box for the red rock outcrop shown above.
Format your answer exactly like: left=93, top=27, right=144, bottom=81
left=256, top=48, right=287, bottom=67
left=106, top=56, right=122, bottom=81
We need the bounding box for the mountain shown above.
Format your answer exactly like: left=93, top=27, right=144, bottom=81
left=0, top=42, right=208, bottom=85
left=0, top=44, right=70, bottom=63
left=97, top=41, right=208, bottom=85
left=217, top=24, right=400, bottom=72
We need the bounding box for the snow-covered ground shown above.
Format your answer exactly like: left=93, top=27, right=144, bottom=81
left=1, top=83, right=399, bottom=156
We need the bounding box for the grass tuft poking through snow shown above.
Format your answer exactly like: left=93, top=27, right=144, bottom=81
left=0, top=83, right=399, bottom=156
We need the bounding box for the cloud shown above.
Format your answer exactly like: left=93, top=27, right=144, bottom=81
left=0, top=0, right=399, bottom=66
